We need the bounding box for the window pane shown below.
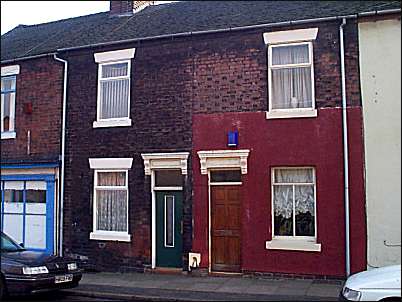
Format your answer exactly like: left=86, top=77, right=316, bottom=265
left=26, top=190, right=46, bottom=214
left=97, top=172, right=126, bottom=186
left=165, top=196, right=174, bottom=247
left=102, top=63, right=128, bottom=78
left=3, top=190, right=23, bottom=213
left=273, top=185, right=293, bottom=236
left=100, top=78, right=129, bottom=119
left=2, top=93, right=12, bottom=132
left=271, top=67, right=312, bottom=109
left=272, top=44, right=309, bottom=65
left=295, top=185, right=315, bottom=236
left=1, top=77, right=16, bottom=92
left=274, top=168, right=313, bottom=183
left=96, top=190, right=127, bottom=232
left=210, top=170, right=242, bottom=182
left=155, top=170, right=182, bottom=187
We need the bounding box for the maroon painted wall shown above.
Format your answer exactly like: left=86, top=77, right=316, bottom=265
left=1, top=57, right=63, bottom=163
left=192, top=108, right=366, bottom=278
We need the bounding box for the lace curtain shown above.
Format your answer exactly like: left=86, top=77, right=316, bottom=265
left=96, top=172, right=127, bottom=232
left=273, top=169, right=315, bottom=219
left=100, top=63, right=129, bottom=120
left=271, top=44, right=312, bottom=110
left=273, top=169, right=315, bottom=237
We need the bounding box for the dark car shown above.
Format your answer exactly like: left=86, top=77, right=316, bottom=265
left=0, top=231, right=82, bottom=299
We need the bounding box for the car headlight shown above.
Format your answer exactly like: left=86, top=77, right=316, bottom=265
left=342, top=287, right=362, bottom=301
left=22, top=266, right=49, bottom=275
left=67, top=263, right=78, bottom=271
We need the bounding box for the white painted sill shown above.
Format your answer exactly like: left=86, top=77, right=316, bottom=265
left=266, top=109, right=318, bottom=120
left=90, top=232, right=131, bottom=242
left=93, top=118, right=132, bottom=128
left=1, top=131, right=16, bottom=140
left=266, top=239, right=321, bottom=252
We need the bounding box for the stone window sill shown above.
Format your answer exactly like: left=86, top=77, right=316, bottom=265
left=266, top=239, right=321, bottom=252
left=1, top=131, right=16, bottom=140
left=93, top=119, right=132, bottom=128
left=266, top=109, right=318, bottom=120
left=90, top=232, right=131, bottom=242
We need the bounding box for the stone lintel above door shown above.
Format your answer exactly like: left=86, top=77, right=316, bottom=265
left=141, top=152, right=190, bottom=175
left=197, top=150, right=250, bottom=175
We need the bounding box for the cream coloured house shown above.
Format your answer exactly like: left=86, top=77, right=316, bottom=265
left=359, top=14, right=401, bottom=268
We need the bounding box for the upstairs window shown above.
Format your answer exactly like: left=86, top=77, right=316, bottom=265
left=263, top=28, right=318, bottom=119
left=269, top=43, right=314, bottom=110
left=99, top=62, right=130, bottom=120
left=93, top=48, right=135, bottom=128
left=1, top=65, right=19, bottom=139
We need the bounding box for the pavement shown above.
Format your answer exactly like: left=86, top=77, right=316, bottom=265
left=64, top=271, right=345, bottom=301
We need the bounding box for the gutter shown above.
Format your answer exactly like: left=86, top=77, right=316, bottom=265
left=339, top=18, right=351, bottom=277
left=53, top=54, right=68, bottom=257
left=1, top=8, right=399, bottom=62
left=1, top=53, right=56, bottom=64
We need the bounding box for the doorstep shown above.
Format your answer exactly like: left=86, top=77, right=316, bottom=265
left=145, top=267, right=187, bottom=275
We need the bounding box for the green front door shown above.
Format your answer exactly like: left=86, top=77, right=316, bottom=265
left=156, top=191, right=183, bottom=268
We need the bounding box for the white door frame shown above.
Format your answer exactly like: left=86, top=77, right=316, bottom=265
left=141, top=152, right=189, bottom=269
left=197, top=150, right=250, bottom=272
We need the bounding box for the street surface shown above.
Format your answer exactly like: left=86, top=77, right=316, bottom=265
left=4, top=290, right=125, bottom=301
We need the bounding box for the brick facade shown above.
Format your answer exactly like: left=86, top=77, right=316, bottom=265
left=62, top=41, right=194, bottom=270
left=62, top=19, right=363, bottom=272
left=1, top=57, right=63, bottom=163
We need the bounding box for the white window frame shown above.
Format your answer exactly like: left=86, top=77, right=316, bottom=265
left=93, top=48, right=135, bottom=128
left=90, top=169, right=130, bottom=242
left=164, top=195, right=175, bottom=248
left=263, top=28, right=318, bottom=120
left=89, top=157, right=133, bottom=242
left=1, top=65, right=19, bottom=139
left=266, top=167, right=321, bottom=252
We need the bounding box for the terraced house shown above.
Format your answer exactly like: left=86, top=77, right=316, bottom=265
left=1, top=1, right=400, bottom=279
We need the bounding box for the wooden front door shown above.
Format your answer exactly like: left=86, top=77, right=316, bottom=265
left=211, top=186, right=241, bottom=272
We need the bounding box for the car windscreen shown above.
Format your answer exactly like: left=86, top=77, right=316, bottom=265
left=1, top=233, right=25, bottom=252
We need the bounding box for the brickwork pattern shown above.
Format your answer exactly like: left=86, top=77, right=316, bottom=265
left=1, top=57, right=63, bottom=163
left=62, top=42, right=194, bottom=270
left=62, top=20, right=362, bottom=271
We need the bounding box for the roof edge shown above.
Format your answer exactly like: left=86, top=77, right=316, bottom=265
left=55, top=8, right=401, bottom=53
left=1, top=52, right=56, bottom=65
left=2, top=7, right=400, bottom=63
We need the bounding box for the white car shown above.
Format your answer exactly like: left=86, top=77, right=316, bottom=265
left=340, top=265, right=401, bottom=301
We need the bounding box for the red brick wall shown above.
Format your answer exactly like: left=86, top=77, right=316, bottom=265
left=1, top=57, right=63, bottom=163
left=191, top=20, right=361, bottom=114
left=62, top=19, right=363, bottom=272
left=62, top=41, right=195, bottom=271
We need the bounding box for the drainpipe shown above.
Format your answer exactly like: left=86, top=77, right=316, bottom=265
left=339, top=18, right=351, bottom=277
left=53, top=54, right=68, bottom=257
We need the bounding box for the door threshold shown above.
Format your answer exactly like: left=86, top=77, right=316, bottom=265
left=210, top=271, right=242, bottom=277
left=151, top=267, right=185, bottom=275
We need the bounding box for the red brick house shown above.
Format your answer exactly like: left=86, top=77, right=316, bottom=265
left=1, top=56, right=64, bottom=255
left=1, top=1, right=400, bottom=278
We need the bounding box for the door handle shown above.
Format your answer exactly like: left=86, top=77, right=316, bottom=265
left=180, top=220, right=183, bottom=235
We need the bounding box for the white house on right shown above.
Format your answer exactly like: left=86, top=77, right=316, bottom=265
left=358, top=11, right=401, bottom=268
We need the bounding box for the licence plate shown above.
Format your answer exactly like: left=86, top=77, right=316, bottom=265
left=55, top=274, right=73, bottom=284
